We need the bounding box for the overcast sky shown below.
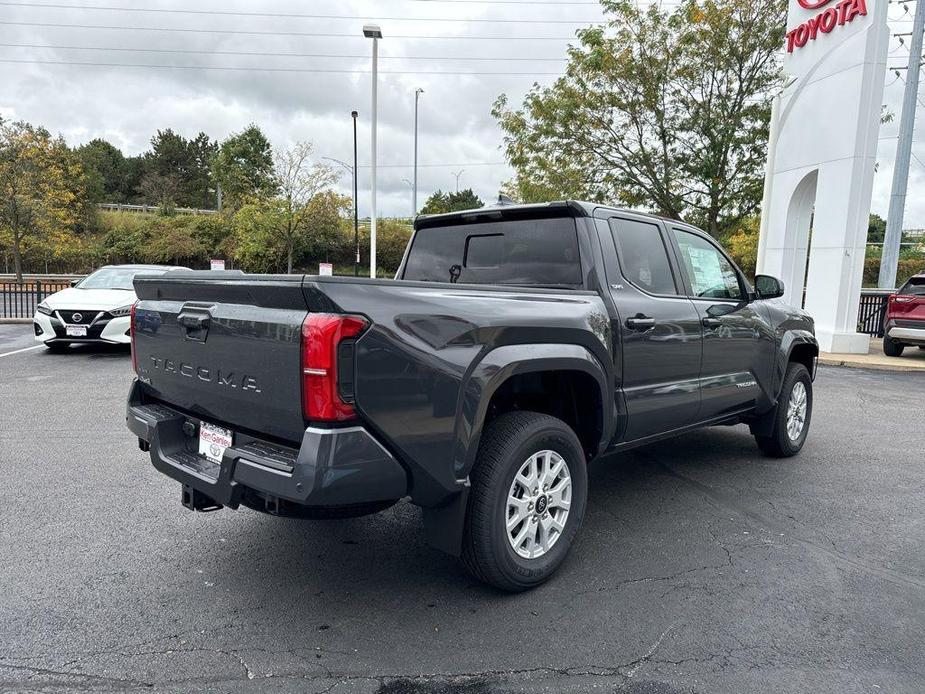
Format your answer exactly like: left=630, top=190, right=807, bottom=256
left=0, top=0, right=922, bottom=226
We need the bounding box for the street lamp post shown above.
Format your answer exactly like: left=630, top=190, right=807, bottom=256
left=321, top=148, right=359, bottom=275
left=413, top=87, right=423, bottom=217
left=351, top=111, right=359, bottom=276
left=452, top=169, right=465, bottom=193
left=363, top=24, right=382, bottom=279
left=401, top=178, right=414, bottom=218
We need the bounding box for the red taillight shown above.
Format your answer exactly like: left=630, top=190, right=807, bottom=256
left=301, top=313, right=368, bottom=422
left=130, top=301, right=138, bottom=373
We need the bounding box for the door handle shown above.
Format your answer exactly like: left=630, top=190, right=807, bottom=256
left=625, top=315, right=656, bottom=331
left=702, top=317, right=722, bottom=328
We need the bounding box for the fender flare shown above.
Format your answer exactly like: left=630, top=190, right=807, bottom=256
left=775, top=330, right=819, bottom=401
left=452, top=343, right=612, bottom=480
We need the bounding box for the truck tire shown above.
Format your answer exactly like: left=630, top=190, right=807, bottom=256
left=883, top=336, right=905, bottom=357
left=461, top=411, right=588, bottom=592
left=754, top=363, right=812, bottom=458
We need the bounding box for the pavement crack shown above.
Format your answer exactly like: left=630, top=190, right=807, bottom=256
left=654, top=458, right=925, bottom=592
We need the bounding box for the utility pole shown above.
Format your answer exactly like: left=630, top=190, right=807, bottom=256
left=413, top=87, right=423, bottom=217
left=216, top=183, right=222, bottom=212
left=452, top=169, right=464, bottom=193
left=881, top=0, right=925, bottom=288
left=364, top=25, right=382, bottom=279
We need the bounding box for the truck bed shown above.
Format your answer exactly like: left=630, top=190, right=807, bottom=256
left=132, top=270, right=611, bottom=504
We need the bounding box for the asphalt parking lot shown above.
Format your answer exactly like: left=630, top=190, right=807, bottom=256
left=1, top=324, right=923, bottom=694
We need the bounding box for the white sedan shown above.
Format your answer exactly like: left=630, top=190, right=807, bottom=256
left=33, top=264, right=187, bottom=351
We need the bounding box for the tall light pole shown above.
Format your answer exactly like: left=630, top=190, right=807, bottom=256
left=413, top=87, right=423, bottom=217
left=452, top=169, right=465, bottom=193
left=402, top=179, right=414, bottom=218
left=881, top=1, right=925, bottom=289
left=363, top=24, right=382, bottom=279
left=322, top=149, right=360, bottom=276
left=351, top=110, right=359, bottom=277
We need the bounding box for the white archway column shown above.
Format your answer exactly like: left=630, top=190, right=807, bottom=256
left=758, top=0, right=889, bottom=354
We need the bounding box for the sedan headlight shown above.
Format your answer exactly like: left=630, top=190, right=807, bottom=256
left=36, top=301, right=54, bottom=316
left=109, top=304, right=134, bottom=317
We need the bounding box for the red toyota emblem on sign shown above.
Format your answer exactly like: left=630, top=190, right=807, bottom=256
left=798, top=0, right=833, bottom=7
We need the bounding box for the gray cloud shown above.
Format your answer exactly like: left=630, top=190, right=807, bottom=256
left=0, top=1, right=917, bottom=228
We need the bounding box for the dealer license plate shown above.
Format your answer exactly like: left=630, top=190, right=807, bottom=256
left=65, top=326, right=87, bottom=337
left=198, top=422, right=233, bottom=464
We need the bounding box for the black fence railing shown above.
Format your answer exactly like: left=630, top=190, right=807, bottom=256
left=857, top=289, right=894, bottom=337
left=1, top=281, right=72, bottom=319
left=0, top=280, right=903, bottom=330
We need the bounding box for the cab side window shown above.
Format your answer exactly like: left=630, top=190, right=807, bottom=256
left=609, top=218, right=678, bottom=295
left=672, top=229, right=744, bottom=300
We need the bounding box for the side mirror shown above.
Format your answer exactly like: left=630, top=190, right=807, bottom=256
left=754, top=274, right=784, bottom=299
left=70, top=279, right=80, bottom=287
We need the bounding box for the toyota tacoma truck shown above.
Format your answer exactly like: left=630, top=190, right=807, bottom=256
left=126, top=201, right=818, bottom=591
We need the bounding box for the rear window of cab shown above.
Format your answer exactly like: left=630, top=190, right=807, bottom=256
left=402, top=217, right=582, bottom=288
left=899, top=277, right=925, bottom=296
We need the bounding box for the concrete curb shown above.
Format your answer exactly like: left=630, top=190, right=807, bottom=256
left=0, top=318, right=32, bottom=324
left=819, top=355, right=925, bottom=372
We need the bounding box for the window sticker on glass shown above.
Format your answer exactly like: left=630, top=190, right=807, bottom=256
left=673, top=229, right=743, bottom=300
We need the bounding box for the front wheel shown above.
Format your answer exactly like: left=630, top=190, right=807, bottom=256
left=883, top=336, right=905, bottom=357
left=754, top=363, right=812, bottom=458
left=461, top=411, right=588, bottom=592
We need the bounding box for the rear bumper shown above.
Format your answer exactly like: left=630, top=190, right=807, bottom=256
left=886, top=323, right=925, bottom=344
left=125, top=380, right=408, bottom=510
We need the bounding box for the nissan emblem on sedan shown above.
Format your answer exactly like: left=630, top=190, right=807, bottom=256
left=33, top=264, right=190, bottom=352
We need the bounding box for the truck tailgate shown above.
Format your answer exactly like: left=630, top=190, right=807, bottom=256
left=132, top=272, right=308, bottom=442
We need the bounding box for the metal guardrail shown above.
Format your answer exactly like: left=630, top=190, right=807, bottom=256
left=97, top=203, right=218, bottom=215
left=1, top=281, right=72, bottom=319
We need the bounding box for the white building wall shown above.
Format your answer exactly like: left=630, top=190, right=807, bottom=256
left=758, top=0, right=889, bottom=353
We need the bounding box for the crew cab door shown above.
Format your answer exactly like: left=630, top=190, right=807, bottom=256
left=667, top=226, right=775, bottom=420
left=595, top=215, right=703, bottom=441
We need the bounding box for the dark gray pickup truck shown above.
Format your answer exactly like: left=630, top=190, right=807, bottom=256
left=126, top=201, right=817, bottom=591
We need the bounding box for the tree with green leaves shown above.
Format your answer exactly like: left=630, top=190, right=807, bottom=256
left=75, top=138, right=127, bottom=203
left=493, top=0, right=786, bottom=237
left=420, top=188, right=484, bottom=215
left=274, top=142, right=339, bottom=272
left=0, top=120, right=88, bottom=281
left=140, top=129, right=216, bottom=209
left=211, top=124, right=276, bottom=209
left=867, top=213, right=886, bottom=244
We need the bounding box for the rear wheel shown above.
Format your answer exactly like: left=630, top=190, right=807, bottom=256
left=461, top=411, right=587, bottom=592
left=754, top=363, right=812, bottom=458
left=883, top=336, right=905, bottom=357
left=44, top=342, right=69, bottom=353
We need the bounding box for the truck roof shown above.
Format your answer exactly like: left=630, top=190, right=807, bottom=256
left=413, top=200, right=685, bottom=230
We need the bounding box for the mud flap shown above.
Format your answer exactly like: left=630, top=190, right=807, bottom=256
left=421, top=484, right=470, bottom=557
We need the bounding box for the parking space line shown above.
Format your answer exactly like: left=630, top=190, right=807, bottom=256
left=0, top=345, right=42, bottom=358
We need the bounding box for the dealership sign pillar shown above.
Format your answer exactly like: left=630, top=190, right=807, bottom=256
left=757, top=0, right=888, bottom=353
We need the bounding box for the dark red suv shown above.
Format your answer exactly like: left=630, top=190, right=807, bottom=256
left=883, top=273, right=925, bottom=356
